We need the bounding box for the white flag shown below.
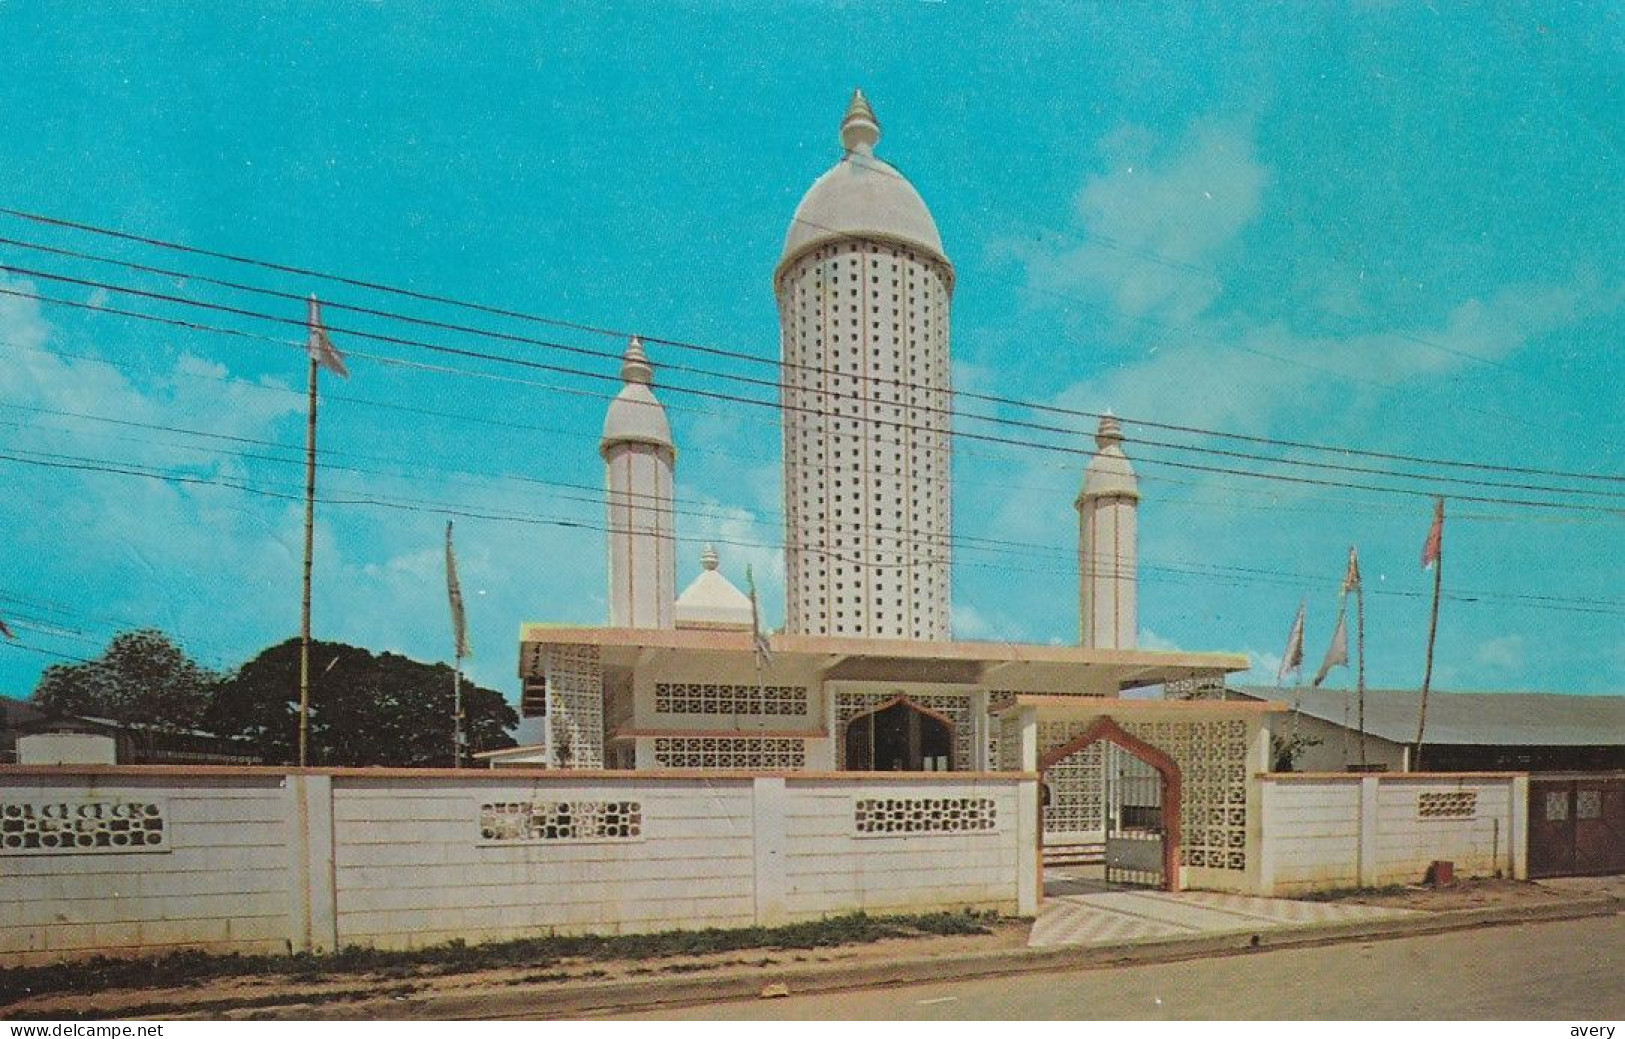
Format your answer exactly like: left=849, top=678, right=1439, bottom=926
left=445, top=521, right=471, bottom=660
left=1311, top=606, right=1348, bottom=687
left=746, top=564, right=771, bottom=671
left=1277, top=600, right=1305, bottom=682
left=306, top=295, right=349, bottom=378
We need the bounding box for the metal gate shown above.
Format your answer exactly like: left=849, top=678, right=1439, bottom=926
left=1103, top=742, right=1165, bottom=887
left=1529, top=775, right=1625, bottom=878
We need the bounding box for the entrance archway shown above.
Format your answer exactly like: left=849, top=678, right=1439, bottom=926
left=1038, top=717, right=1182, bottom=892
left=844, top=696, right=954, bottom=771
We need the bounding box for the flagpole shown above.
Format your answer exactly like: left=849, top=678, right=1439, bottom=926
left=1415, top=529, right=1443, bottom=771
left=1356, top=570, right=1367, bottom=770
left=299, top=354, right=318, bottom=769
left=452, top=651, right=464, bottom=768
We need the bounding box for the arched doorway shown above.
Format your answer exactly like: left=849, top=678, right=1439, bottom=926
left=844, top=696, right=954, bottom=771
left=1038, top=718, right=1182, bottom=892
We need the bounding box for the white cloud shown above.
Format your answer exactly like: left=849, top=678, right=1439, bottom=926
left=1473, top=634, right=1525, bottom=672
left=1234, top=648, right=1285, bottom=688
left=1138, top=628, right=1182, bottom=652
left=1026, top=118, right=1270, bottom=324
left=952, top=602, right=1031, bottom=642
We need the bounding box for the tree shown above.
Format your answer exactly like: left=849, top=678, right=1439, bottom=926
left=206, top=639, right=518, bottom=767
left=1272, top=730, right=1323, bottom=772
left=32, top=630, right=220, bottom=759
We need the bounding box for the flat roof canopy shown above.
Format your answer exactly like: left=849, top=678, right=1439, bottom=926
left=519, top=625, right=1249, bottom=700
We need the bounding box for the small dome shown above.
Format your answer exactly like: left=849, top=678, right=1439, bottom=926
left=1078, top=414, right=1140, bottom=503
left=776, top=89, right=948, bottom=278
left=674, top=545, right=754, bottom=630
left=600, top=337, right=674, bottom=455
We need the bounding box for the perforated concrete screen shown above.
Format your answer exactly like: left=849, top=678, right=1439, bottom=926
left=652, top=736, right=807, bottom=770
left=779, top=240, right=953, bottom=641
left=654, top=683, right=810, bottom=716
left=1038, top=718, right=1252, bottom=872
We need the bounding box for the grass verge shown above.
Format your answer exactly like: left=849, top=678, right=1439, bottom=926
left=1, top=909, right=999, bottom=1006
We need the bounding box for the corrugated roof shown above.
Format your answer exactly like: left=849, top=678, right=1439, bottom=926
left=1233, top=686, right=1625, bottom=747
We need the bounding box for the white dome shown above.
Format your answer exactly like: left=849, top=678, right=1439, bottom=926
left=600, top=337, right=674, bottom=455
left=1079, top=415, right=1140, bottom=502
left=674, top=546, right=754, bottom=630
left=776, top=90, right=948, bottom=276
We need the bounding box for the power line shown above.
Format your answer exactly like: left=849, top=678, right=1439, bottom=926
left=14, top=335, right=1474, bottom=527
left=6, top=442, right=1624, bottom=619
left=15, top=398, right=1625, bottom=613
left=3, top=277, right=1622, bottom=519
left=2, top=209, right=1618, bottom=485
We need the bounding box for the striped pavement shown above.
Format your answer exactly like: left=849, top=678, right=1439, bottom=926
left=1029, top=871, right=1420, bottom=948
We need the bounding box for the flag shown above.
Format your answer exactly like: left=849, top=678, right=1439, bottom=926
left=1341, top=545, right=1361, bottom=594
left=1311, top=606, right=1349, bottom=687
left=445, top=521, right=471, bottom=660
left=1277, top=600, right=1305, bottom=682
left=306, top=295, right=349, bottom=378
left=1421, top=497, right=1444, bottom=570
left=746, top=564, right=771, bottom=671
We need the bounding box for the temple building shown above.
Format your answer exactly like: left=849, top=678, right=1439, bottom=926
left=506, top=90, right=1279, bottom=890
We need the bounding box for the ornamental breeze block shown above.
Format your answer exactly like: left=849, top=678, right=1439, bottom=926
left=0, top=799, right=168, bottom=854
left=853, top=797, right=998, bottom=837
left=478, top=800, right=642, bottom=844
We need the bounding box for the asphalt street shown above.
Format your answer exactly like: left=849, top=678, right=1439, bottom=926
left=615, top=913, right=1625, bottom=1020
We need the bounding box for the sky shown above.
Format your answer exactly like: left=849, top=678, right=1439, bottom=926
left=0, top=2, right=1620, bottom=711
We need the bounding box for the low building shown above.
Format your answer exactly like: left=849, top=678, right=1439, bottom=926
left=3, top=707, right=258, bottom=766
left=0, top=697, right=46, bottom=764
left=1234, top=685, right=1625, bottom=773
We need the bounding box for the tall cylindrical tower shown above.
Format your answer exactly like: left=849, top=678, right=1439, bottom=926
left=600, top=336, right=676, bottom=629
left=775, top=89, right=954, bottom=641
left=1077, top=414, right=1139, bottom=649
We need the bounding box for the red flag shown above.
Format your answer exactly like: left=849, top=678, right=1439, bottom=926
left=1421, top=498, right=1444, bottom=570
left=1341, top=545, right=1361, bottom=594
left=306, top=295, right=350, bottom=378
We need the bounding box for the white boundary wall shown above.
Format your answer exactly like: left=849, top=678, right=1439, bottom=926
left=1258, top=772, right=1527, bottom=896
left=0, top=767, right=1037, bottom=965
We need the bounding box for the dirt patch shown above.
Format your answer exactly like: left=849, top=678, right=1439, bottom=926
left=1300, top=877, right=1587, bottom=912
left=3, top=918, right=1029, bottom=1021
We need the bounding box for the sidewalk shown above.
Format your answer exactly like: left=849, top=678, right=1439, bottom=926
left=5, top=877, right=1620, bottom=1020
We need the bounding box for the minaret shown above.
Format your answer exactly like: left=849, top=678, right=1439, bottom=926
left=1077, top=414, right=1139, bottom=649
left=600, top=336, right=676, bottom=628
left=776, top=89, right=954, bottom=640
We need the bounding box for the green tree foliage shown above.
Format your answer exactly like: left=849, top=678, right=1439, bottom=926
left=31, top=629, right=219, bottom=758
left=205, top=639, right=518, bottom=767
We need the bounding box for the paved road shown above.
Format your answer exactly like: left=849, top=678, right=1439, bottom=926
left=615, top=914, right=1625, bottom=1020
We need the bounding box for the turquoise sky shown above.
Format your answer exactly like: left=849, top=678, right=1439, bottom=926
left=0, top=2, right=1620, bottom=708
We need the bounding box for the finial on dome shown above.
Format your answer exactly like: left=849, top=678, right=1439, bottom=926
left=840, top=88, right=880, bottom=155
left=621, top=336, right=653, bottom=386
left=1095, top=412, right=1124, bottom=449
left=701, top=544, right=719, bottom=571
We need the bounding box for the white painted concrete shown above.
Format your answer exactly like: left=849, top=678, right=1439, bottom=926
left=16, top=733, right=116, bottom=765
left=0, top=768, right=1035, bottom=964
left=1260, top=773, right=1525, bottom=895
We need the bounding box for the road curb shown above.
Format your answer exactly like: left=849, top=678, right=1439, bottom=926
left=363, top=895, right=1620, bottom=1020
